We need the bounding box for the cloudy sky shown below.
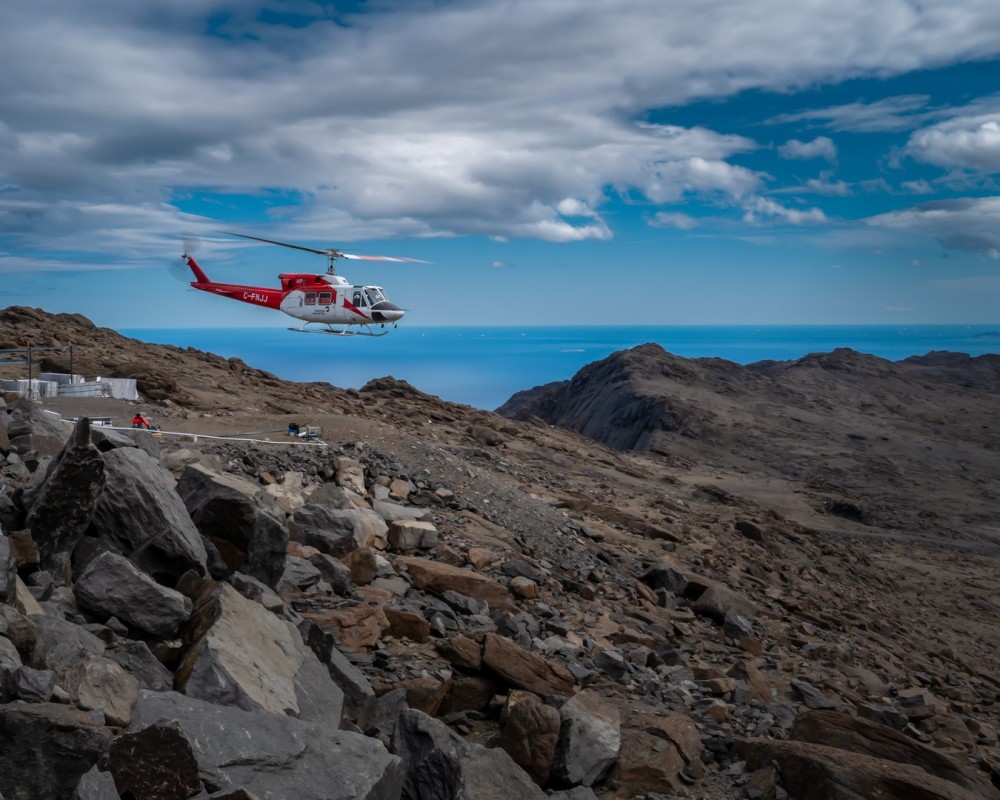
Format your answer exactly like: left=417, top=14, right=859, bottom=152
left=2, top=0, right=1000, bottom=328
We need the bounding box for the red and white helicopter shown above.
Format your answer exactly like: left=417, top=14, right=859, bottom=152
left=182, top=232, right=423, bottom=336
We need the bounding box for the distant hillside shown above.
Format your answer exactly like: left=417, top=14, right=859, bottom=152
left=498, top=342, right=1000, bottom=542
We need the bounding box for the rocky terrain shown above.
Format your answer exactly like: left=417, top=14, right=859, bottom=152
left=1, top=305, right=1000, bottom=800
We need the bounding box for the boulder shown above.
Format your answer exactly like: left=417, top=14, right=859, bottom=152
left=72, top=766, right=120, bottom=800
left=29, top=613, right=138, bottom=726
left=105, top=718, right=202, bottom=800
left=790, top=709, right=1000, bottom=798
left=0, top=701, right=113, bottom=800
left=127, top=690, right=404, bottom=800
left=691, top=583, right=757, bottom=622
left=74, top=550, right=192, bottom=638
left=61, top=650, right=140, bottom=727
left=177, top=581, right=344, bottom=724
left=23, top=418, right=106, bottom=577
left=736, top=737, right=987, bottom=800
left=500, top=691, right=561, bottom=786
left=390, top=709, right=546, bottom=800
left=298, top=621, right=377, bottom=730
left=608, top=727, right=687, bottom=796
left=12, top=399, right=70, bottom=458
left=384, top=607, right=431, bottom=643
left=289, top=504, right=382, bottom=557
left=176, top=463, right=288, bottom=589
left=387, top=520, right=438, bottom=553
left=301, top=605, right=389, bottom=652
left=482, top=633, right=575, bottom=697
left=372, top=499, right=431, bottom=523
left=395, top=555, right=513, bottom=610
left=551, top=689, right=621, bottom=787
left=89, top=447, right=208, bottom=583
left=103, top=639, right=174, bottom=692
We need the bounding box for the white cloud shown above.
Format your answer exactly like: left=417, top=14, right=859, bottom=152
left=865, top=196, right=1000, bottom=258
left=743, top=197, right=827, bottom=225
left=650, top=212, right=699, bottom=229
left=773, top=172, right=851, bottom=196
left=884, top=305, right=912, bottom=312
left=769, top=95, right=933, bottom=132
left=778, top=136, right=837, bottom=160
left=901, top=179, right=934, bottom=194
left=906, top=114, right=1000, bottom=172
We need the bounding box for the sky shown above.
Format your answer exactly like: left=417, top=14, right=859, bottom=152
left=2, top=0, right=1000, bottom=328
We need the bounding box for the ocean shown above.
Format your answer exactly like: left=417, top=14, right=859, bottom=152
left=121, top=325, right=1000, bottom=411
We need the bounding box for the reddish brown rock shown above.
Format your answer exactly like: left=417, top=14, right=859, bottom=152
left=342, top=548, right=378, bottom=585
left=499, top=691, right=561, bottom=787
left=737, top=738, right=987, bottom=800
left=482, top=633, right=575, bottom=697
left=392, top=672, right=452, bottom=716
left=383, top=608, right=430, bottom=643
left=439, top=674, right=502, bottom=715
left=396, top=555, right=513, bottom=609
left=435, top=635, right=483, bottom=671
left=609, top=727, right=687, bottom=795
left=300, top=606, right=389, bottom=652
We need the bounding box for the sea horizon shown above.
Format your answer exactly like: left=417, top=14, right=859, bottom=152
left=121, top=324, right=1000, bottom=411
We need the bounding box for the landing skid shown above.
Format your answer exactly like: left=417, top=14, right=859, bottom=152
left=288, top=324, right=390, bottom=337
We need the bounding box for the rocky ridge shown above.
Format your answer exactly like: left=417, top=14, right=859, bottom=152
left=0, top=307, right=999, bottom=800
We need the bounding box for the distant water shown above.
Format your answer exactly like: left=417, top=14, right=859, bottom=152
left=121, top=325, right=1000, bottom=411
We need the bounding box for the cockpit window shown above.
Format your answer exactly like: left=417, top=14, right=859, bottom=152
left=352, top=290, right=365, bottom=307
left=366, top=287, right=386, bottom=304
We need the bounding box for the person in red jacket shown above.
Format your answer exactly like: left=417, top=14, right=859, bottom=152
left=131, top=413, right=151, bottom=429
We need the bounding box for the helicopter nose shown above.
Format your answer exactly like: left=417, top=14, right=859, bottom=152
left=371, top=301, right=404, bottom=323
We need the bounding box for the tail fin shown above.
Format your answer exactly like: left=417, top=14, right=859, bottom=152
left=185, top=254, right=211, bottom=284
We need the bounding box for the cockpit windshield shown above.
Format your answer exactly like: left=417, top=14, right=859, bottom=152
left=365, top=287, right=386, bottom=304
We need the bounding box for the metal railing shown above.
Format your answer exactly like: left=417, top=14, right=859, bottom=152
left=0, top=344, right=74, bottom=380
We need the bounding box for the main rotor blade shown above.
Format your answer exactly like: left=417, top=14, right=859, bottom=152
left=221, top=231, right=339, bottom=257
left=341, top=253, right=428, bottom=263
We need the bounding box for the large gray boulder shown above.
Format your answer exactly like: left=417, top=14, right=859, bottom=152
left=390, top=708, right=546, bottom=800
left=0, top=701, right=113, bottom=800
left=300, top=620, right=377, bottom=729
left=74, top=550, right=192, bottom=638
left=551, top=689, right=621, bottom=787
left=72, top=766, right=120, bottom=800
left=103, top=639, right=174, bottom=691
left=23, top=418, right=106, bottom=577
left=176, top=463, right=288, bottom=589
left=289, top=504, right=385, bottom=557
left=30, top=613, right=139, bottom=727
left=10, top=398, right=70, bottom=459
left=127, top=690, right=404, bottom=800
left=89, top=447, right=208, bottom=582
left=177, top=581, right=343, bottom=725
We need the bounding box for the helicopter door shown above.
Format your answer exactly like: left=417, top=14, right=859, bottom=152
left=352, top=289, right=367, bottom=308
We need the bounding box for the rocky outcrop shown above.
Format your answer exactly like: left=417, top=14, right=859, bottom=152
left=176, top=463, right=288, bottom=588
left=23, top=417, right=105, bottom=577
left=74, top=550, right=192, bottom=638
left=89, top=446, right=208, bottom=582
left=128, top=690, right=404, bottom=799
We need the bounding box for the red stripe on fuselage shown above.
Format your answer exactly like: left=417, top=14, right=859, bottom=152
left=342, top=299, right=370, bottom=321
left=191, top=281, right=284, bottom=309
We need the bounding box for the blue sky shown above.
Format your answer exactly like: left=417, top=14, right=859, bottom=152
left=2, top=0, right=1000, bottom=328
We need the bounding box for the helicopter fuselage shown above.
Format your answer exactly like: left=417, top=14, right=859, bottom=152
left=183, top=256, right=404, bottom=330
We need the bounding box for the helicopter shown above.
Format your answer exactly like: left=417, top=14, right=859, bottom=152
left=182, top=232, right=424, bottom=336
